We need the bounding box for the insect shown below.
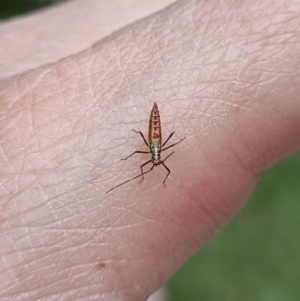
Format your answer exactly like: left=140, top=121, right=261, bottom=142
left=106, top=103, right=186, bottom=193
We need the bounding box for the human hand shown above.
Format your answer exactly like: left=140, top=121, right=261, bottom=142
left=1, top=0, right=300, bottom=300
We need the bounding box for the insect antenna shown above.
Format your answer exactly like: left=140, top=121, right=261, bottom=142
left=105, top=169, right=152, bottom=194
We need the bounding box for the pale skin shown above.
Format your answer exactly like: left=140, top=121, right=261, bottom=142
left=1, top=0, right=300, bottom=300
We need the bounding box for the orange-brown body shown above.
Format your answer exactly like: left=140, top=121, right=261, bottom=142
left=148, top=103, right=162, bottom=164
left=148, top=102, right=162, bottom=143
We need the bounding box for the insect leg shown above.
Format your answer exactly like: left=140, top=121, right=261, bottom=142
left=161, top=131, right=175, bottom=147
left=121, top=130, right=150, bottom=160
left=161, top=151, right=175, bottom=187
left=161, top=136, right=186, bottom=152
left=162, top=163, right=171, bottom=187
left=132, top=129, right=149, bottom=147
left=121, top=150, right=149, bottom=161
left=105, top=169, right=152, bottom=194
left=139, top=159, right=152, bottom=183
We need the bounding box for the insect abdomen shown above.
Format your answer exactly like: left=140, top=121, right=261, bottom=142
left=148, top=102, right=162, bottom=144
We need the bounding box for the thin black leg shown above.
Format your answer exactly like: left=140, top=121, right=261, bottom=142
left=161, top=151, right=175, bottom=187
left=121, top=150, right=149, bottom=161
left=161, top=131, right=175, bottom=148
left=132, top=129, right=149, bottom=147
left=161, top=136, right=186, bottom=152
left=162, top=162, right=171, bottom=187
left=163, top=151, right=175, bottom=162
left=139, top=159, right=152, bottom=183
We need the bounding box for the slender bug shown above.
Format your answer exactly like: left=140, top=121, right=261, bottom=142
left=106, top=103, right=186, bottom=193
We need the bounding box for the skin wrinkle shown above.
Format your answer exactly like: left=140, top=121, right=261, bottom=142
left=0, top=0, right=300, bottom=300
left=0, top=0, right=176, bottom=79
left=6, top=281, right=118, bottom=301
left=1, top=230, right=104, bottom=262
left=2, top=251, right=114, bottom=298
left=184, top=144, right=247, bottom=228
left=5, top=243, right=108, bottom=282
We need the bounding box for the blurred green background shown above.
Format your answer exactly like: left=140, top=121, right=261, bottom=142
left=0, top=0, right=58, bottom=19
left=1, top=2, right=300, bottom=301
